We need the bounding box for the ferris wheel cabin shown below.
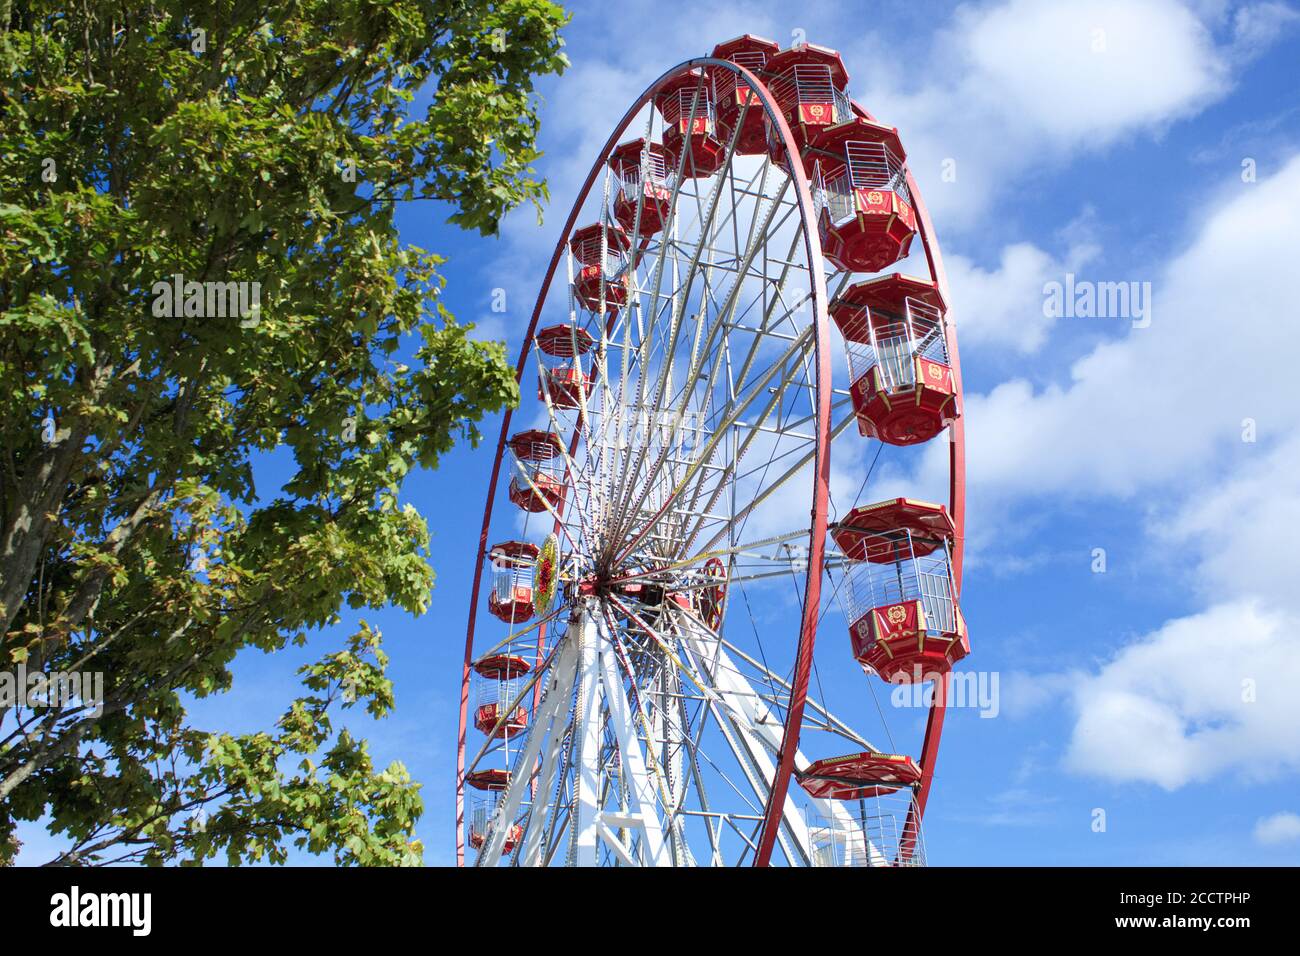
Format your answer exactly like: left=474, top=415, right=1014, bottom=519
left=472, top=654, right=531, bottom=740
left=831, top=274, right=957, bottom=445
left=536, top=324, right=595, bottom=411
left=806, top=117, right=916, bottom=273
left=506, top=429, right=566, bottom=514
left=796, top=751, right=922, bottom=801
left=763, top=43, right=852, bottom=154
left=569, top=223, right=630, bottom=311
left=608, top=139, right=673, bottom=236
left=468, top=797, right=522, bottom=853
left=654, top=69, right=727, bottom=177
left=485, top=540, right=539, bottom=625
left=833, top=498, right=969, bottom=683
left=710, top=34, right=781, bottom=156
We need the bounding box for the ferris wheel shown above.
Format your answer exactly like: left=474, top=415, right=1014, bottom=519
left=455, top=35, right=969, bottom=867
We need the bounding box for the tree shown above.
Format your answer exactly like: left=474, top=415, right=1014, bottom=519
left=0, top=0, right=567, bottom=865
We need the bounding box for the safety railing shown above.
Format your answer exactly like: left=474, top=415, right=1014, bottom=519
left=766, top=64, right=852, bottom=124
left=843, top=297, right=949, bottom=391
left=807, top=792, right=926, bottom=867
left=841, top=531, right=956, bottom=631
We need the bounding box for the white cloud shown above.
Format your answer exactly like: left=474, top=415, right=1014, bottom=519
left=960, top=0, right=1229, bottom=141
left=957, top=153, right=1300, bottom=503
left=1227, top=1, right=1300, bottom=58
left=467, top=312, right=510, bottom=345
left=1159, top=436, right=1300, bottom=613
left=1000, top=669, right=1082, bottom=720
left=1063, top=600, right=1300, bottom=789
left=847, top=0, right=1288, bottom=227
left=1254, top=811, right=1300, bottom=845
left=950, top=157, right=1300, bottom=795
left=945, top=237, right=1097, bottom=354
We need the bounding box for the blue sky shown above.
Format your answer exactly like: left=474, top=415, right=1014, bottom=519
left=19, top=0, right=1300, bottom=866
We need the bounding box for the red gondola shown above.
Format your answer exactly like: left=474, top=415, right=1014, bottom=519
left=833, top=499, right=969, bottom=683
left=536, top=324, right=595, bottom=411
left=569, top=223, right=630, bottom=311
left=764, top=43, right=852, bottom=155
left=806, top=117, right=916, bottom=272
left=797, top=752, right=922, bottom=800
left=485, top=540, right=539, bottom=624
left=609, top=139, right=673, bottom=236
left=830, top=274, right=957, bottom=445
left=710, top=35, right=780, bottom=156
left=506, top=430, right=566, bottom=514
left=655, top=70, right=726, bottom=177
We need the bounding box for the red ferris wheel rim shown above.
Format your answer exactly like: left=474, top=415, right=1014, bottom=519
left=452, top=53, right=966, bottom=868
